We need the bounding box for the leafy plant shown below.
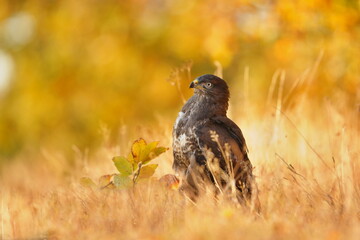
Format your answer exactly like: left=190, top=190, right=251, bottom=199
left=80, top=138, right=168, bottom=189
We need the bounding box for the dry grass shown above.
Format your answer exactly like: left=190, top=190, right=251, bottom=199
left=1, top=78, right=360, bottom=240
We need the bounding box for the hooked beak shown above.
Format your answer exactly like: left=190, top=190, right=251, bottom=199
left=189, top=79, right=199, bottom=88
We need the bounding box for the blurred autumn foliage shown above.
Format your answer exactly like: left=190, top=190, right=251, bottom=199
left=0, top=0, right=359, bottom=160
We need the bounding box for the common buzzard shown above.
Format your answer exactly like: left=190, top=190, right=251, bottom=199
left=172, top=74, right=255, bottom=203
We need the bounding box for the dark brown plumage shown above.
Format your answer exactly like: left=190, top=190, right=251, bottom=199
left=172, top=74, right=255, bottom=203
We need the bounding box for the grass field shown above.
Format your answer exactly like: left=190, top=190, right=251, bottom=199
left=1, top=74, right=359, bottom=240
left=1, top=1, right=360, bottom=239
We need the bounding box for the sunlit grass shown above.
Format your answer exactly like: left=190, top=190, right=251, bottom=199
left=1, top=1, right=360, bottom=238
left=1, top=78, right=359, bottom=239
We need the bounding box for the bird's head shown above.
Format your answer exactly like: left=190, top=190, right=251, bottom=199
left=189, top=74, right=230, bottom=116
left=190, top=74, right=229, bottom=98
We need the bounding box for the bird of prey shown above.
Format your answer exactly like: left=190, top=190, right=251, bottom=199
left=172, top=74, right=255, bottom=204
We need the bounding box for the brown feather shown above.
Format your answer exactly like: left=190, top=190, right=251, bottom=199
left=172, top=74, right=257, bottom=204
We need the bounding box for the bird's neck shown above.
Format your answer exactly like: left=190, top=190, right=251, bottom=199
left=191, top=94, right=228, bottom=120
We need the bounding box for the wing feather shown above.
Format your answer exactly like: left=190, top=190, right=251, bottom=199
left=193, top=117, right=253, bottom=198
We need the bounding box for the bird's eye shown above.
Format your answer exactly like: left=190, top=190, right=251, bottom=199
left=204, top=82, right=213, bottom=89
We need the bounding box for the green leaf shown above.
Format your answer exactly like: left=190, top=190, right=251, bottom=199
left=138, top=164, right=158, bottom=179
left=114, top=174, right=132, bottom=188
left=80, top=177, right=96, bottom=188
left=113, top=156, right=133, bottom=176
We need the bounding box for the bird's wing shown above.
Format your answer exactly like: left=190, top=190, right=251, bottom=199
left=193, top=116, right=253, bottom=195
left=211, top=116, right=249, bottom=155
left=194, top=117, right=248, bottom=159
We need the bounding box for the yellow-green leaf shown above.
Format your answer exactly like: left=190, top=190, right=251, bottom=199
left=127, top=152, right=134, bottom=164
left=143, top=147, right=168, bottom=164
left=80, top=177, right=96, bottom=188
left=138, top=141, right=159, bottom=163
left=113, top=156, right=133, bottom=176
left=128, top=152, right=139, bottom=171
left=147, top=141, right=159, bottom=150
left=153, top=147, right=168, bottom=156
left=131, top=138, right=147, bottom=163
left=138, top=164, right=158, bottom=179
